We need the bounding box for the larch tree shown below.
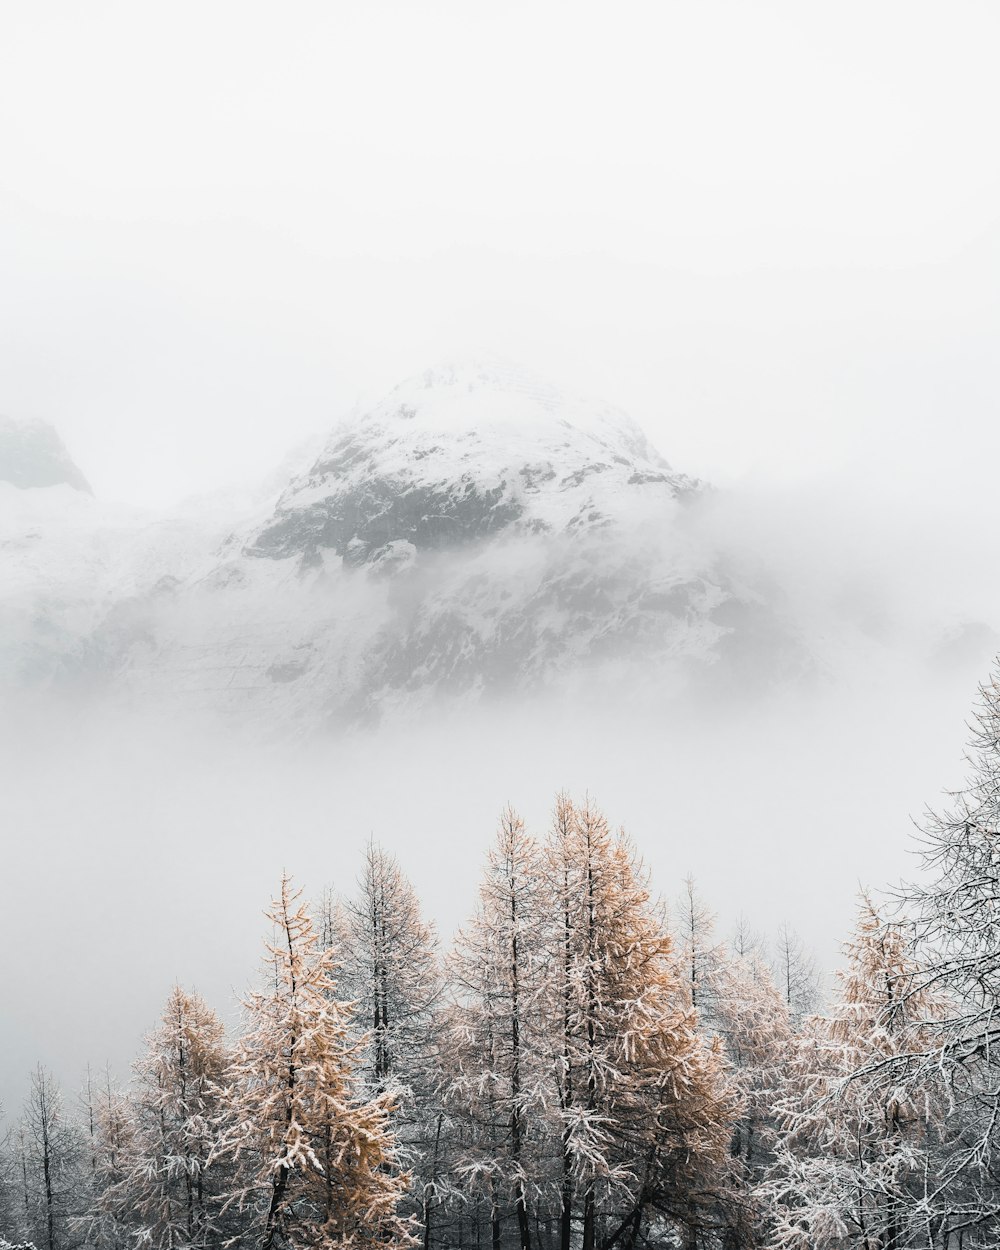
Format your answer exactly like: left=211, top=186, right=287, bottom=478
left=771, top=925, right=820, bottom=1028
left=543, top=791, right=580, bottom=1250
left=446, top=807, right=550, bottom=1250
left=542, top=797, right=740, bottom=1250
left=84, top=1071, right=136, bottom=1250
left=213, top=875, right=413, bottom=1250
left=765, top=897, right=951, bottom=1250
left=335, top=843, right=447, bottom=1247
left=98, top=987, right=230, bottom=1250
left=871, top=660, right=1000, bottom=1241
left=730, top=917, right=766, bottom=964
left=708, top=952, right=791, bottom=1187
left=673, top=876, right=726, bottom=1026
left=0, top=1109, right=24, bottom=1245
left=19, top=1067, right=88, bottom=1250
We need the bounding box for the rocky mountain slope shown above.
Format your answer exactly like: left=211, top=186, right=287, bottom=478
left=0, top=364, right=806, bottom=727
left=246, top=361, right=697, bottom=567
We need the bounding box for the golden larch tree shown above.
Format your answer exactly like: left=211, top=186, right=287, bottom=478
left=214, top=875, right=414, bottom=1250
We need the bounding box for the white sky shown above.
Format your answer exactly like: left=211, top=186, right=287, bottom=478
left=4, top=1, right=1000, bottom=1108
left=2, top=1, right=999, bottom=505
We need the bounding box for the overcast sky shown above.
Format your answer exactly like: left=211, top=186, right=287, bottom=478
left=2, top=1, right=999, bottom=507
left=4, top=2, right=1000, bottom=1112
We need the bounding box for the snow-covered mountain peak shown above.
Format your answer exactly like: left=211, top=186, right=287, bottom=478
left=247, top=361, right=695, bottom=566
left=367, top=356, right=670, bottom=465
left=0, top=416, right=92, bottom=493
left=0, top=365, right=807, bottom=726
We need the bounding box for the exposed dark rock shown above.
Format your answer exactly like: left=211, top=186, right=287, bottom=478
left=248, top=477, right=523, bottom=565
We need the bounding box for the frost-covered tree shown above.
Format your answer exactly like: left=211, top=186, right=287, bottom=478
left=542, top=797, right=739, bottom=1250
left=17, top=1068, right=88, bottom=1250
left=867, top=660, right=1000, bottom=1241
left=772, top=924, right=820, bottom=1027
left=446, top=807, right=550, bottom=1250
left=96, top=987, right=230, bottom=1250
left=730, top=916, right=766, bottom=963
left=674, top=875, right=726, bottom=1024
left=213, top=875, right=413, bottom=1250
left=708, top=952, right=791, bottom=1184
left=0, top=1108, right=24, bottom=1244
left=335, top=843, right=448, bottom=1244
left=82, top=1071, right=134, bottom=1250
left=765, top=898, right=950, bottom=1250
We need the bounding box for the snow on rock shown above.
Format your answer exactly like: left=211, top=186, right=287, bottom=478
left=0, top=365, right=803, bottom=727
left=246, top=359, right=698, bottom=567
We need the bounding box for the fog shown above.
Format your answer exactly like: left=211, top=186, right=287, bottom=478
left=0, top=664, right=984, bottom=1116
left=3, top=1, right=1000, bottom=1123
left=2, top=3, right=999, bottom=506
left=2, top=467, right=997, bottom=1112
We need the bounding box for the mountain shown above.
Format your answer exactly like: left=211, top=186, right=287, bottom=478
left=0, top=363, right=806, bottom=726
left=246, top=360, right=697, bottom=568
left=0, top=417, right=92, bottom=492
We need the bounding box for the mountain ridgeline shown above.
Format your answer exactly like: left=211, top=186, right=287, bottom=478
left=0, top=362, right=802, bottom=726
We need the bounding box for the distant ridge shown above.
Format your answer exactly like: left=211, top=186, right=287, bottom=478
left=0, top=417, right=92, bottom=493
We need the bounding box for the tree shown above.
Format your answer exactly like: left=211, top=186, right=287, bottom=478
left=0, top=1106, right=25, bottom=1245
left=446, top=807, right=550, bottom=1250
left=542, top=797, right=740, bottom=1250
left=335, top=843, right=447, bottom=1247
left=772, top=925, right=820, bottom=1028
left=730, top=916, right=765, bottom=964
left=673, top=876, right=726, bottom=1025
left=543, top=791, right=580, bottom=1250
left=213, top=875, right=413, bottom=1250
left=765, top=898, right=950, bottom=1250
left=18, top=1068, right=88, bottom=1250
left=708, top=952, right=791, bottom=1184
left=83, top=1071, right=135, bottom=1250
left=868, top=660, right=1000, bottom=1241
left=97, top=987, right=230, bottom=1250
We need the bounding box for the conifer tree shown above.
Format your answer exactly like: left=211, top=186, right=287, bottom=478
left=730, top=916, right=765, bottom=963
left=771, top=925, right=820, bottom=1028
left=97, top=987, right=230, bottom=1250
left=18, top=1068, right=88, bottom=1250
left=708, top=952, right=791, bottom=1184
left=674, top=876, right=726, bottom=1024
left=213, top=875, right=413, bottom=1250
left=84, top=1072, right=135, bottom=1250
left=542, top=798, right=739, bottom=1250
left=876, top=662, right=1000, bottom=1239
left=765, top=898, right=950, bottom=1250
left=0, top=1109, right=23, bottom=1245
left=542, top=791, right=579, bottom=1250
left=446, top=807, right=550, bottom=1250
left=336, top=843, right=447, bottom=1246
